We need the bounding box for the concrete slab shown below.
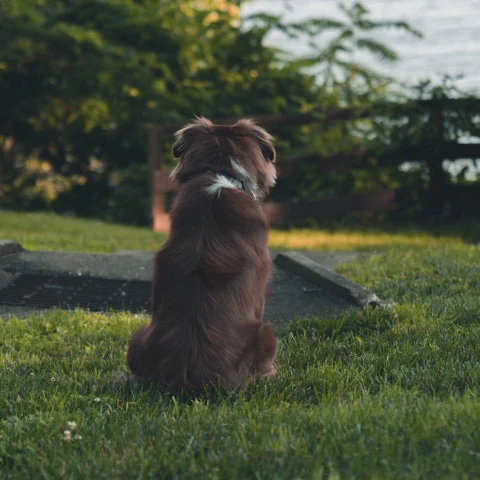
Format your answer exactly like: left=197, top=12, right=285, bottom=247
left=0, top=243, right=381, bottom=324
left=269, top=249, right=378, bottom=271
left=0, top=240, right=24, bottom=257
left=0, top=251, right=153, bottom=281
left=265, top=265, right=356, bottom=325
left=275, top=252, right=381, bottom=308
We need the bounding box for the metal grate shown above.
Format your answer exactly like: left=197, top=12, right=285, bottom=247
left=0, top=274, right=152, bottom=314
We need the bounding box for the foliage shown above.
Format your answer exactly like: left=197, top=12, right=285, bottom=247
left=0, top=0, right=430, bottom=224
left=1, top=241, right=480, bottom=478
left=249, top=1, right=422, bottom=102
left=271, top=77, right=480, bottom=224
left=365, top=78, right=480, bottom=218
left=0, top=0, right=323, bottom=222
left=0, top=0, right=186, bottom=222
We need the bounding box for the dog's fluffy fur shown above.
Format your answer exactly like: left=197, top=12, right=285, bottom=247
left=127, top=117, right=278, bottom=392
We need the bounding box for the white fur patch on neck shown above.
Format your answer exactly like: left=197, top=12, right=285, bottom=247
left=205, top=174, right=239, bottom=197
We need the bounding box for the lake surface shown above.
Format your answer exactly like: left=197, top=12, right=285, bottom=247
left=243, top=0, right=480, bottom=93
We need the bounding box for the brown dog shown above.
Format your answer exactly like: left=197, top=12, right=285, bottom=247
left=127, top=118, right=278, bottom=392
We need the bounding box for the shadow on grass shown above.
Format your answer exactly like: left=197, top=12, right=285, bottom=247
left=107, top=368, right=280, bottom=405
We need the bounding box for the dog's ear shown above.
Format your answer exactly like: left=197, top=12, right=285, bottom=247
left=234, top=119, right=276, bottom=162
left=172, top=117, right=213, bottom=158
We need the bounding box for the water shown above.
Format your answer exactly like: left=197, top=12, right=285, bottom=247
left=243, top=0, right=480, bottom=93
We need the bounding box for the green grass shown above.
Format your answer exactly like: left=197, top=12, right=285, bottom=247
left=0, top=211, right=166, bottom=253
left=1, top=212, right=480, bottom=478
left=1, top=210, right=478, bottom=252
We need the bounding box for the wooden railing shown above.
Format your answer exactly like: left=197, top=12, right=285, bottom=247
left=146, top=100, right=480, bottom=231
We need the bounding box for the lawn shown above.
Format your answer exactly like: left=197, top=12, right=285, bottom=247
left=1, top=212, right=480, bottom=479
left=1, top=210, right=478, bottom=252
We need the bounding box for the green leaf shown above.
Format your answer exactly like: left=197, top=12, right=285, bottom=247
left=356, top=38, right=398, bottom=63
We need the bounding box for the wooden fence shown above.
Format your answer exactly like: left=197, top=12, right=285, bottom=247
left=146, top=100, right=480, bottom=232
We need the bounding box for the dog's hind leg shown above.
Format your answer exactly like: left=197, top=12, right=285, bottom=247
left=127, top=325, right=152, bottom=378
left=255, top=323, right=278, bottom=378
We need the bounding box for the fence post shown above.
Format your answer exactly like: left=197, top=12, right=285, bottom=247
left=427, top=104, right=448, bottom=215
left=147, top=126, right=171, bottom=232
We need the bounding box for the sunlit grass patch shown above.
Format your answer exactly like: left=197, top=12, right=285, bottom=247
left=0, top=211, right=165, bottom=253
left=269, top=226, right=469, bottom=251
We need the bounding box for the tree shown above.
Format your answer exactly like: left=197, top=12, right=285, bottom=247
left=247, top=2, right=422, bottom=102
left=0, top=0, right=430, bottom=224
left=0, top=0, right=186, bottom=219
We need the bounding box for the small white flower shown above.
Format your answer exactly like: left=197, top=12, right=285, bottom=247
left=63, top=430, right=72, bottom=443
left=93, top=397, right=100, bottom=403
left=74, top=435, right=82, bottom=441
left=67, top=421, right=77, bottom=432
left=51, top=376, right=56, bottom=383
left=30, top=372, right=35, bottom=377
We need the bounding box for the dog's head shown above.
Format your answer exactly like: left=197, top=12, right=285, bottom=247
left=171, top=117, right=276, bottom=199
